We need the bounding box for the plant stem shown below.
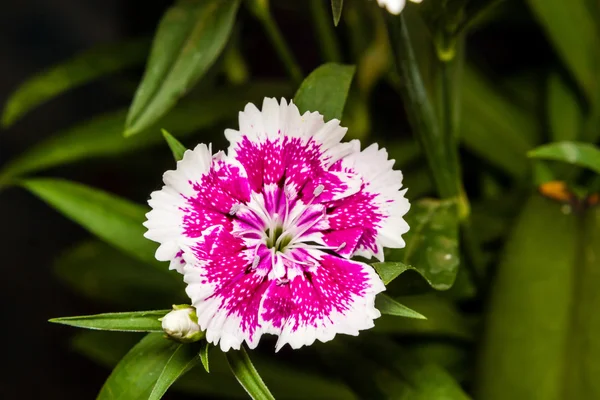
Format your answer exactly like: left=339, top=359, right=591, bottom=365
left=252, top=5, right=303, bottom=84
left=309, top=0, right=343, bottom=63
left=386, top=13, right=456, bottom=199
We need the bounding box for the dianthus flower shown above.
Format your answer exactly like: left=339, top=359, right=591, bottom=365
left=144, top=98, right=410, bottom=351
left=376, top=0, right=422, bottom=15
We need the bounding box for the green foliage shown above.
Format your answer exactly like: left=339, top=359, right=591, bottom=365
left=528, top=141, right=600, bottom=175
left=331, top=0, right=344, bottom=26
left=125, top=0, right=241, bottom=136
left=226, top=346, right=276, bottom=400
left=20, top=178, right=157, bottom=265
left=383, top=198, right=460, bottom=291
left=97, top=333, right=182, bottom=399
left=526, top=0, right=600, bottom=103
left=375, top=293, right=427, bottom=319
left=161, top=129, right=187, bottom=161
left=293, top=63, right=356, bottom=122
left=1, top=38, right=149, bottom=127
left=148, top=344, right=201, bottom=400
left=50, top=310, right=168, bottom=332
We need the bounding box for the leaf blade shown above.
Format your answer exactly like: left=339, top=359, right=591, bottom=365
left=97, top=333, right=180, bottom=400
left=528, top=141, right=600, bottom=175
left=125, top=0, right=241, bottom=136
left=162, top=129, right=187, bottom=161
left=226, top=346, right=275, bottom=400
left=293, top=63, right=355, bottom=122
left=375, top=293, right=426, bottom=319
left=331, top=0, right=344, bottom=26
left=20, top=178, right=157, bottom=265
left=1, top=38, right=149, bottom=127
left=383, top=198, right=460, bottom=291
left=50, top=310, right=168, bottom=332
left=148, top=345, right=200, bottom=400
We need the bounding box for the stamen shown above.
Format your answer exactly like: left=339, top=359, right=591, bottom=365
left=228, top=203, right=241, bottom=215
left=313, top=184, right=325, bottom=197
left=276, top=278, right=290, bottom=286
left=251, top=255, right=260, bottom=270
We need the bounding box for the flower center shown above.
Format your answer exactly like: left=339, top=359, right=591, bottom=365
left=265, top=224, right=293, bottom=252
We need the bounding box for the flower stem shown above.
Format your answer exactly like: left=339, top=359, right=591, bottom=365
left=309, top=0, right=343, bottom=63
left=249, top=2, right=303, bottom=84
left=385, top=13, right=456, bottom=199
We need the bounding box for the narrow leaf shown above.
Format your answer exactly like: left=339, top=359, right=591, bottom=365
left=293, top=63, right=355, bottom=122
left=200, top=341, right=210, bottom=372
left=331, top=0, right=344, bottom=26
left=547, top=72, right=583, bottom=142
left=526, top=0, right=600, bottom=102
left=162, top=129, right=187, bottom=161
left=50, top=310, right=168, bottom=332
left=0, top=82, right=290, bottom=185
left=125, top=0, right=241, bottom=136
left=375, top=293, right=426, bottom=319
left=226, top=346, right=275, bottom=400
left=372, top=261, right=410, bottom=285
left=2, top=38, right=149, bottom=127
left=149, top=345, right=200, bottom=400
left=20, top=178, right=157, bottom=265
left=54, top=241, right=184, bottom=308
left=384, top=198, right=460, bottom=291
left=97, top=333, right=180, bottom=400
left=528, top=141, right=600, bottom=175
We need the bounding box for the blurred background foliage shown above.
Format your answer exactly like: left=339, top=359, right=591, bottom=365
left=1, top=0, right=599, bottom=398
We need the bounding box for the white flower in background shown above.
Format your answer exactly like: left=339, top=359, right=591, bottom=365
left=145, top=98, right=410, bottom=352
left=376, top=0, right=422, bottom=15
left=161, top=305, right=203, bottom=343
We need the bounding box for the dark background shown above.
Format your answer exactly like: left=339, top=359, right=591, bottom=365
left=0, top=1, right=549, bottom=398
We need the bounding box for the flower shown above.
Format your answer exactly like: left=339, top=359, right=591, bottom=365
left=144, top=98, right=410, bottom=351
left=161, top=305, right=204, bottom=343
left=376, top=0, right=422, bottom=15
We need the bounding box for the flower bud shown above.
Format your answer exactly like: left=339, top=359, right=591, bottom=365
left=161, top=305, right=204, bottom=343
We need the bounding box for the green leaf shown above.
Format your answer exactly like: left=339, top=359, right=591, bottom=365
left=1, top=38, right=149, bottom=127
left=547, top=72, right=583, bottom=142
left=373, top=294, right=475, bottom=341
left=162, top=129, right=187, bottom=161
left=149, top=345, right=200, bottom=400
left=375, top=293, right=426, bottom=319
left=293, top=63, right=356, bottom=122
left=331, top=0, right=344, bottom=26
left=383, top=198, right=460, bottom=291
left=49, top=310, right=171, bottom=332
left=526, top=0, right=600, bottom=102
left=20, top=178, right=157, bottom=265
left=372, top=261, right=411, bottom=285
left=476, top=195, right=579, bottom=399
left=226, top=346, right=275, bottom=400
left=460, top=66, right=538, bottom=178
left=50, top=310, right=168, bottom=332
left=528, top=141, right=600, bottom=175
left=199, top=341, right=210, bottom=372
left=125, top=0, right=241, bottom=136
left=54, top=241, right=184, bottom=308
left=97, top=333, right=180, bottom=400
left=0, top=81, right=291, bottom=185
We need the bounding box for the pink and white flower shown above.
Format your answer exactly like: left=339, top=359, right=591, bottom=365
left=144, top=98, right=410, bottom=351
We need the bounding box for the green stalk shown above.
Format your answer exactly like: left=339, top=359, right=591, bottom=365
left=309, top=0, right=343, bottom=62
left=246, top=0, right=303, bottom=84
left=386, top=13, right=455, bottom=199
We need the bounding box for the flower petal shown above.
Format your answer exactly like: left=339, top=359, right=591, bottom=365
left=260, top=252, right=385, bottom=351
